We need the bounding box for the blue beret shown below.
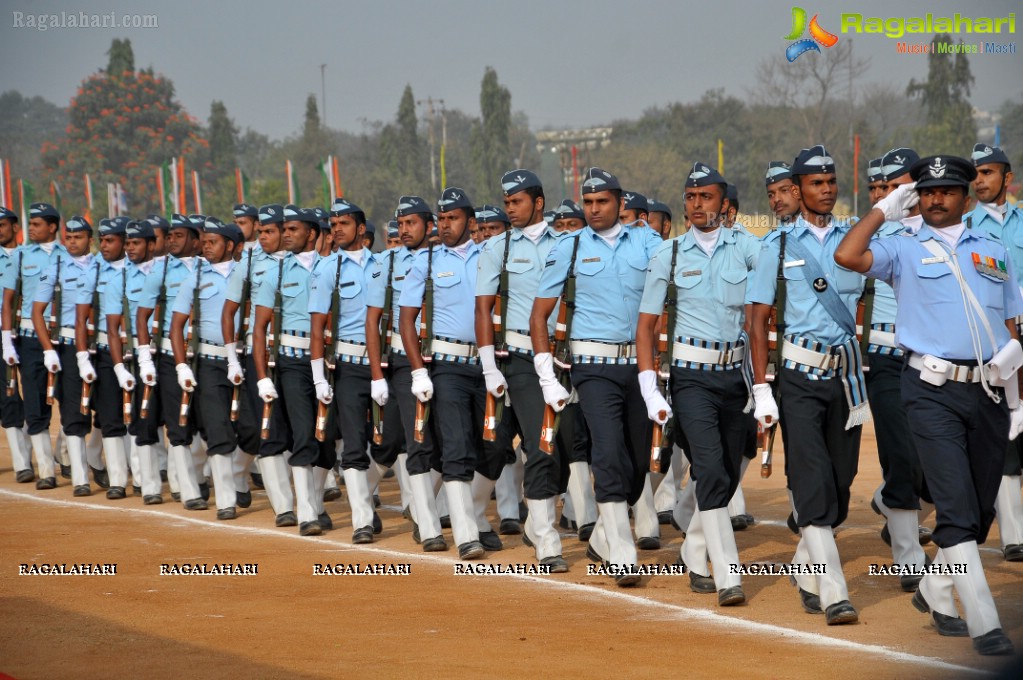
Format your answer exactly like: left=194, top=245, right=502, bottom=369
left=311, top=207, right=330, bottom=231
left=187, top=214, right=207, bottom=229
left=170, top=213, right=199, bottom=233
left=258, top=204, right=284, bottom=225
left=726, top=184, right=739, bottom=204
left=910, top=155, right=976, bottom=190
left=98, top=218, right=126, bottom=237
left=476, top=204, right=511, bottom=224
left=145, top=214, right=169, bottom=230
left=282, top=205, right=320, bottom=229
left=395, top=195, right=432, bottom=218
left=685, top=162, right=726, bottom=188
left=552, top=199, right=584, bottom=221
left=765, top=161, right=793, bottom=186
left=879, top=147, right=920, bottom=181
left=0, top=207, right=17, bottom=222
left=543, top=210, right=556, bottom=226
left=233, top=203, right=257, bottom=218
left=204, top=217, right=244, bottom=244
left=866, top=158, right=883, bottom=182
left=364, top=220, right=375, bottom=235
left=29, top=202, right=59, bottom=220
left=623, top=191, right=648, bottom=212
left=329, top=198, right=365, bottom=221
left=386, top=220, right=399, bottom=238
left=437, top=187, right=473, bottom=212
left=646, top=199, right=672, bottom=219
left=126, top=220, right=155, bottom=240
left=971, top=143, right=1011, bottom=168
left=581, top=167, right=621, bottom=194
left=791, top=145, right=835, bottom=176
left=66, top=216, right=93, bottom=233
left=500, top=169, right=542, bottom=196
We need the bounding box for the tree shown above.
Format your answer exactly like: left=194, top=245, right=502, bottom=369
left=999, top=96, right=1023, bottom=173
left=40, top=39, right=208, bottom=216
left=471, top=67, right=512, bottom=192
left=906, top=34, right=976, bottom=154
left=105, top=38, right=135, bottom=78
left=0, top=91, right=67, bottom=180
left=207, top=100, right=238, bottom=183
left=377, top=85, right=428, bottom=199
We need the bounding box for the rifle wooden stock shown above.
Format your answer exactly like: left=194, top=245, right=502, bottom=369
left=6, top=364, right=17, bottom=397
left=46, top=371, right=56, bottom=405
left=80, top=381, right=92, bottom=415
left=230, top=385, right=240, bottom=422
left=650, top=419, right=665, bottom=473
left=760, top=421, right=776, bottom=478
left=414, top=400, right=429, bottom=443
left=123, top=390, right=133, bottom=425
left=371, top=402, right=383, bottom=445
left=482, top=392, right=498, bottom=442
left=140, top=384, right=152, bottom=419
left=178, top=390, right=191, bottom=427
left=315, top=401, right=329, bottom=442
left=539, top=405, right=557, bottom=454
left=261, top=400, right=273, bottom=440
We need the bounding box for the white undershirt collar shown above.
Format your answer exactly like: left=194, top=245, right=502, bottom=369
left=596, top=223, right=623, bottom=247
left=521, top=220, right=547, bottom=244
left=691, top=226, right=721, bottom=256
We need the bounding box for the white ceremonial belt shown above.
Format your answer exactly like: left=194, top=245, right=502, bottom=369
left=159, top=337, right=175, bottom=353
left=279, top=334, right=311, bottom=350
left=94, top=331, right=110, bottom=346
left=672, top=342, right=745, bottom=365
left=907, top=353, right=982, bottom=383
left=390, top=334, right=405, bottom=353
left=571, top=340, right=637, bottom=359
left=505, top=330, right=534, bottom=352
left=869, top=330, right=897, bottom=348
left=782, top=339, right=842, bottom=371
left=335, top=341, right=367, bottom=359
left=19, top=319, right=37, bottom=333
left=58, top=327, right=77, bottom=340
left=431, top=338, right=478, bottom=358
left=197, top=343, right=229, bottom=358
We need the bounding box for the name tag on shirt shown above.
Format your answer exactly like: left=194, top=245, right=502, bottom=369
left=920, top=256, right=946, bottom=265
left=283, top=282, right=299, bottom=288
left=436, top=272, right=454, bottom=278
left=130, top=288, right=142, bottom=294
left=198, top=282, right=214, bottom=291
left=395, top=275, right=405, bottom=282
left=681, top=270, right=701, bottom=277
left=581, top=257, right=601, bottom=263
left=339, top=281, right=355, bottom=288
left=512, top=258, right=530, bottom=264
left=783, top=259, right=805, bottom=268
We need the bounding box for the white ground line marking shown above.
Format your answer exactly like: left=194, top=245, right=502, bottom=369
left=0, top=488, right=990, bottom=676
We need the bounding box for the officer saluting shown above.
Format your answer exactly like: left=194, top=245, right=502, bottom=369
left=836, top=155, right=1019, bottom=656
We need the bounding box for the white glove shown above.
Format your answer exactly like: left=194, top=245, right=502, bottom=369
left=371, top=378, right=389, bottom=406
left=225, top=342, right=244, bottom=385
left=638, top=369, right=672, bottom=425
left=76, top=351, right=97, bottom=384
left=113, top=363, right=135, bottom=391
left=411, top=367, right=433, bottom=402
left=876, top=181, right=919, bottom=221
left=533, top=352, right=571, bottom=412
left=137, top=344, right=157, bottom=386
left=175, top=363, right=196, bottom=392
left=1010, top=407, right=1023, bottom=441
left=479, top=345, right=508, bottom=398
left=257, top=377, right=278, bottom=402
left=2, top=330, right=19, bottom=365
left=310, top=357, right=333, bottom=404
left=43, top=349, right=62, bottom=373
left=752, top=383, right=779, bottom=427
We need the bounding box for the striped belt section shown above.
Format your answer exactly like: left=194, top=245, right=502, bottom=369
left=907, top=352, right=983, bottom=383
left=18, top=319, right=38, bottom=338
left=198, top=340, right=229, bottom=361
left=571, top=340, right=638, bottom=365
left=335, top=339, right=370, bottom=366
left=781, top=336, right=845, bottom=377
left=279, top=330, right=311, bottom=359
left=389, top=332, right=406, bottom=356
left=671, top=337, right=745, bottom=370
left=866, top=323, right=903, bottom=357
left=431, top=337, right=479, bottom=364
left=55, top=325, right=77, bottom=346
left=504, top=330, right=536, bottom=356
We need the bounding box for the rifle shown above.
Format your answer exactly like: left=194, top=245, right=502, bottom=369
left=414, top=246, right=433, bottom=444
left=539, top=236, right=580, bottom=454
left=484, top=232, right=512, bottom=442
left=372, top=250, right=397, bottom=445
left=141, top=259, right=170, bottom=419
left=7, top=254, right=23, bottom=397
left=46, top=255, right=62, bottom=405
left=231, top=250, right=256, bottom=422
left=121, top=267, right=134, bottom=425
left=316, top=255, right=344, bottom=442
left=80, top=261, right=101, bottom=415
left=762, top=231, right=788, bottom=478
left=179, top=264, right=201, bottom=427
left=650, top=240, right=679, bottom=473
left=261, top=257, right=285, bottom=440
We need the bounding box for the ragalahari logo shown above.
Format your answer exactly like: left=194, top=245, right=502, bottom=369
left=784, top=7, right=839, bottom=61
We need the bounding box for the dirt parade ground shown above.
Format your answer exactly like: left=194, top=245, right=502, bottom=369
left=0, top=423, right=1021, bottom=679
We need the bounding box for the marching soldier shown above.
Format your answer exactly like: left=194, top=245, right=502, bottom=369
left=620, top=191, right=649, bottom=226
left=309, top=198, right=380, bottom=543
left=476, top=204, right=511, bottom=241
left=747, top=146, right=865, bottom=625
left=551, top=200, right=586, bottom=234
left=223, top=204, right=294, bottom=526
left=253, top=206, right=335, bottom=536
left=765, top=161, right=801, bottom=224
left=866, top=158, right=885, bottom=207
left=367, top=197, right=445, bottom=551
left=385, top=221, right=402, bottom=250
left=399, top=188, right=505, bottom=560
left=3, top=203, right=67, bottom=490
left=530, top=167, right=661, bottom=585
left=74, top=218, right=131, bottom=499
left=476, top=169, right=574, bottom=571
left=0, top=207, right=31, bottom=482
left=136, top=213, right=207, bottom=510
left=835, top=154, right=1019, bottom=656
left=30, top=215, right=93, bottom=494
left=967, top=143, right=1023, bottom=563
left=646, top=199, right=673, bottom=240
left=637, top=163, right=759, bottom=605
left=170, top=218, right=243, bottom=519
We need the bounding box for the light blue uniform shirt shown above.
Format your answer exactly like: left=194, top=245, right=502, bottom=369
left=868, top=225, right=1023, bottom=361
left=75, top=257, right=126, bottom=333
left=33, top=251, right=92, bottom=331
left=225, top=246, right=273, bottom=337
left=5, top=243, right=68, bottom=328
left=0, top=247, right=17, bottom=317
left=99, top=260, right=153, bottom=336
left=869, top=220, right=907, bottom=327
left=639, top=227, right=759, bottom=342
left=746, top=218, right=864, bottom=346
left=253, top=252, right=319, bottom=335
left=399, top=241, right=480, bottom=343
left=476, top=225, right=563, bottom=334
left=367, top=246, right=420, bottom=334
left=969, top=202, right=1023, bottom=286
left=171, top=260, right=236, bottom=344
left=139, top=256, right=202, bottom=339
left=536, top=224, right=662, bottom=342
left=308, top=248, right=375, bottom=343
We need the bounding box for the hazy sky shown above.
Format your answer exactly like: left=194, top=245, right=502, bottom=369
left=0, top=0, right=1019, bottom=140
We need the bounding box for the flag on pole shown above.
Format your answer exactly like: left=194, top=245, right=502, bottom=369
left=107, top=183, right=116, bottom=218
left=50, top=181, right=62, bottom=216
left=321, top=157, right=334, bottom=205
left=717, top=139, right=724, bottom=175
left=17, top=179, right=32, bottom=243
left=0, top=159, right=8, bottom=209
left=440, top=143, right=447, bottom=189
left=235, top=168, right=249, bottom=204
left=156, top=167, right=165, bottom=216
left=191, top=170, right=202, bottom=214
left=177, top=157, right=186, bottom=216
left=84, top=173, right=94, bottom=224
left=286, top=160, right=300, bottom=204
left=332, top=156, right=342, bottom=199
